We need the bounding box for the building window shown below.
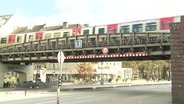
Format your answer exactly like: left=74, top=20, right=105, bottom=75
left=53, top=32, right=61, bottom=38
left=120, top=25, right=130, bottom=33
left=133, top=24, right=143, bottom=32
left=146, top=22, right=157, bottom=31
left=44, top=33, right=51, bottom=39
left=98, top=28, right=105, bottom=35
left=83, top=29, right=89, bottom=35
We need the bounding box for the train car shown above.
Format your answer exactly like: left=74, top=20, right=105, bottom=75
left=0, top=15, right=183, bottom=46
left=94, top=15, right=181, bottom=35
left=118, top=19, right=159, bottom=33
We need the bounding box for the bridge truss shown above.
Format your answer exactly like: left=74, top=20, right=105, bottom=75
left=0, top=32, right=170, bottom=64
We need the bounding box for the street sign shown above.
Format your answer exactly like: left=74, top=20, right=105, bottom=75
left=75, top=40, right=82, bottom=48
left=57, top=51, right=65, bottom=64
left=102, top=46, right=109, bottom=54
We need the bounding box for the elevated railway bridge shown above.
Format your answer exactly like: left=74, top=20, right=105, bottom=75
left=0, top=32, right=170, bottom=64
left=0, top=21, right=184, bottom=104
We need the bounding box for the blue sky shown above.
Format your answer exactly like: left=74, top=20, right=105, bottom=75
left=0, top=0, right=58, bottom=17
left=0, top=0, right=184, bottom=26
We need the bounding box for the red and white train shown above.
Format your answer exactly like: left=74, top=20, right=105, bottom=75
left=0, top=15, right=181, bottom=45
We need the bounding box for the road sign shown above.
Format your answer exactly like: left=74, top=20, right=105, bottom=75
left=102, top=46, right=109, bottom=54
left=57, top=51, right=65, bottom=64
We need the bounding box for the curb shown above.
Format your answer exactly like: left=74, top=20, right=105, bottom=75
left=60, top=82, right=171, bottom=91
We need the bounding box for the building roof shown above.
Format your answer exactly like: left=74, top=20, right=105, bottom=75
left=0, top=14, right=13, bottom=27
left=11, top=24, right=45, bottom=34
left=42, top=25, right=63, bottom=31
left=11, top=22, right=87, bottom=34
left=42, top=23, right=86, bottom=31
left=25, top=24, right=45, bottom=33
left=11, top=27, right=27, bottom=34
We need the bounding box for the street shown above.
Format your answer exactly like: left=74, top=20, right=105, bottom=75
left=0, top=84, right=171, bottom=104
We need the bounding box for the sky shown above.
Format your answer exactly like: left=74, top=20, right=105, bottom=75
left=0, top=0, right=184, bottom=26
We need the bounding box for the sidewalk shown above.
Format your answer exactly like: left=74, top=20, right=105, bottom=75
left=60, top=79, right=171, bottom=91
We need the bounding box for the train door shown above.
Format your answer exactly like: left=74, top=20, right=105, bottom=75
left=8, top=34, right=16, bottom=44
left=35, top=32, right=43, bottom=40
left=159, top=17, right=174, bottom=30
left=107, top=24, right=118, bottom=34
left=72, top=28, right=81, bottom=36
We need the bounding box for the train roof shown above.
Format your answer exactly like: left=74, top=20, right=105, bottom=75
left=94, top=15, right=182, bottom=27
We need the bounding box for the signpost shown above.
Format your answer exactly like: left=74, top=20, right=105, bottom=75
left=57, top=51, right=65, bottom=104
left=100, top=47, right=109, bottom=85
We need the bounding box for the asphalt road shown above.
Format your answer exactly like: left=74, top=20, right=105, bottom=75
left=0, top=84, right=172, bottom=104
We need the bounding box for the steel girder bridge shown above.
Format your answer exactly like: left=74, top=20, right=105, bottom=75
left=0, top=32, right=170, bottom=64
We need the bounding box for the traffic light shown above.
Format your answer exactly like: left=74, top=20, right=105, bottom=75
left=58, top=75, right=62, bottom=86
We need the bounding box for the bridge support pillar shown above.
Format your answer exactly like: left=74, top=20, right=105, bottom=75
left=170, top=16, right=184, bottom=104
left=0, top=62, right=8, bottom=88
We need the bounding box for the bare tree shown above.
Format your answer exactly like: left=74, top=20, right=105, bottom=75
left=75, top=62, right=94, bottom=82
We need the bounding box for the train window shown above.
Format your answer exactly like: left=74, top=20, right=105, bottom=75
left=120, top=25, right=129, bottom=33
left=161, top=21, right=165, bottom=30
left=1, top=37, right=7, bottom=44
left=83, top=29, right=89, bottom=35
left=133, top=24, right=143, bottom=32
left=17, top=36, right=22, bottom=43
left=44, top=33, right=51, bottom=39
left=53, top=32, right=61, bottom=38
left=28, top=35, right=34, bottom=42
left=63, top=32, right=69, bottom=37
left=146, top=22, right=157, bottom=31
left=98, top=28, right=105, bottom=35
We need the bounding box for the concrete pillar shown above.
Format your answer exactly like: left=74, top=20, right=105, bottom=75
left=0, top=63, right=8, bottom=88
left=24, top=65, right=34, bottom=81
left=170, top=16, right=184, bottom=104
